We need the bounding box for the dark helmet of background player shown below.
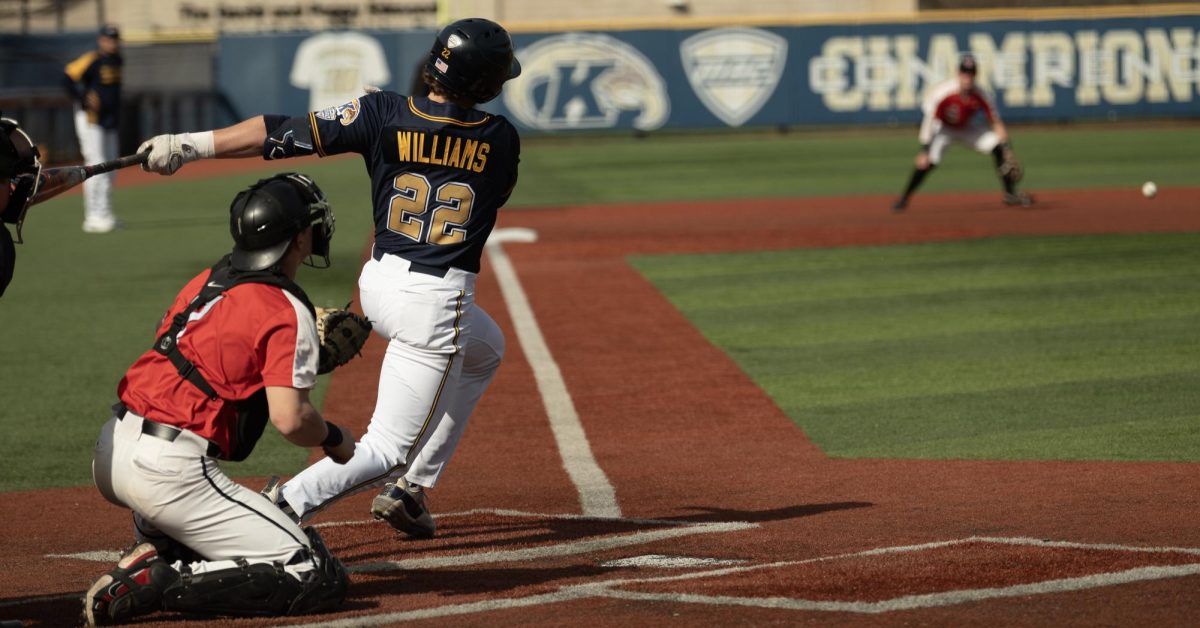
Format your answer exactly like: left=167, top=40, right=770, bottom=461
left=228, top=173, right=334, bottom=272
left=958, top=55, right=978, bottom=76
left=424, top=18, right=522, bottom=104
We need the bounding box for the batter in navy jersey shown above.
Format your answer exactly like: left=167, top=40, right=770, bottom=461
left=138, top=18, right=522, bottom=538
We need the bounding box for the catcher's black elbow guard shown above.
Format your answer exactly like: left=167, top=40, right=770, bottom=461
left=263, top=115, right=316, bottom=161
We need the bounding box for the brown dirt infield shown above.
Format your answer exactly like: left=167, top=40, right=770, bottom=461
left=2, top=186, right=1198, bottom=626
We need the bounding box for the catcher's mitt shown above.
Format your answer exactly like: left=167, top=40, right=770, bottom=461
left=315, top=306, right=372, bottom=375
left=998, top=145, right=1024, bottom=183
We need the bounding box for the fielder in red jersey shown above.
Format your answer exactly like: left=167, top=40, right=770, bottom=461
left=894, top=55, right=1033, bottom=211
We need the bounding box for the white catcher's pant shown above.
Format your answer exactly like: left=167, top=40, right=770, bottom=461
left=93, top=410, right=317, bottom=580
left=926, top=120, right=1000, bottom=166
left=73, top=108, right=118, bottom=225
left=281, top=252, right=504, bottom=520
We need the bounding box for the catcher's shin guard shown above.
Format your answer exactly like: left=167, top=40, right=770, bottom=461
left=161, top=560, right=300, bottom=617
left=159, top=528, right=348, bottom=618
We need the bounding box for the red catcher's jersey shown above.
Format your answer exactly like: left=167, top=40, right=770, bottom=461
left=117, top=268, right=318, bottom=456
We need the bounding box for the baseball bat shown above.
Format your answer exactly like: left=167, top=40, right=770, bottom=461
left=27, top=151, right=149, bottom=206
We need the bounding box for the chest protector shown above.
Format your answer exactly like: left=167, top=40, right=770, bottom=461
left=153, top=255, right=315, bottom=461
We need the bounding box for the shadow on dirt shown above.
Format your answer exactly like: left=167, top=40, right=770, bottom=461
left=341, top=502, right=873, bottom=568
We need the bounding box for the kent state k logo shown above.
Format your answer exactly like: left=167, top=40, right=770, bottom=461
left=503, top=34, right=670, bottom=131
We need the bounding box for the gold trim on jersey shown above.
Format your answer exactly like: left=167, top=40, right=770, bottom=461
left=408, top=97, right=491, bottom=127
left=308, top=112, right=327, bottom=157
left=64, top=51, right=98, bottom=81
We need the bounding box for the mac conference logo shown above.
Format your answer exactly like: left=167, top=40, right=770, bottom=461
left=503, top=33, right=670, bottom=131
left=681, top=27, right=787, bottom=127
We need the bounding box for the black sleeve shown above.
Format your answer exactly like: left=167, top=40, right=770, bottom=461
left=498, top=125, right=521, bottom=209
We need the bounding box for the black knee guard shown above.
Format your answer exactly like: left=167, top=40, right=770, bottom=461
left=160, top=528, right=348, bottom=618
left=161, top=560, right=301, bottom=617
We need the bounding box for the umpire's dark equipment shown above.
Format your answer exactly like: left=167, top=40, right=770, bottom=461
left=425, top=18, right=521, bottom=103
left=0, top=116, right=43, bottom=298
left=229, top=173, right=334, bottom=272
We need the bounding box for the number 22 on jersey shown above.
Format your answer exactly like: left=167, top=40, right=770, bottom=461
left=387, top=173, right=475, bottom=245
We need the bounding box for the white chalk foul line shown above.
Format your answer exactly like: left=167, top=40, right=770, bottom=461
left=974, top=536, right=1200, bottom=556
left=486, top=232, right=621, bottom=519
left=350, top=521, right=757, bottom=572
left=597, top=562, right=1200, bottom=614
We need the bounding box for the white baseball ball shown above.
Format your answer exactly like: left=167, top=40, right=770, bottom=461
left=1142, top=181, right=1157, bottom=199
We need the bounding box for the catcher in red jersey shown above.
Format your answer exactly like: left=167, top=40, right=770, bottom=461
left=893, top=55, right=1032, bottom=211
left=85, top=173, right=352, bottom=626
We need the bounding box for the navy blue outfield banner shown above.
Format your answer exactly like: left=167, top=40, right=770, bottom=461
left=216, top=13, right=1200, bottom=131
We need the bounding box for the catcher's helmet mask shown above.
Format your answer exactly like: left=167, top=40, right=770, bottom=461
left=229, top=173, right=334, bottom=272
left=0, top=116, right=44, bottom=243
left=425, top=18, right=521, bottom=104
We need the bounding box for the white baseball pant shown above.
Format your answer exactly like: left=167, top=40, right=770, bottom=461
left=73, top=107, right=118, bottom=227
left=926, top=120, right=1000, bottom=166
left=93, top=409, right=317, bottom=579
left=280, top=252, right=504, bottom=520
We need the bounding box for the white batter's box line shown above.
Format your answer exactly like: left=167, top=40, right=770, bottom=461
left=287, top=536, right=1200, bottom=626
left=592, top=535, right=1200, bottom=590
left=593, top=562, right=1200, bottom=614
left=348, top=521, right=758, bottom=573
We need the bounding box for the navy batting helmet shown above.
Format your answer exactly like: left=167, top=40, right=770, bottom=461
left=425, top=18, right=521, bottom=103
left=229, top=173, right=334, bottom=272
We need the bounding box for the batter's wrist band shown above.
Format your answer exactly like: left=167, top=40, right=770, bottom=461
left=321, top=421, right=344, bottom=448
left=920, top=144, right=931, bottom=153
left=184, top=131, right=216, bottom=159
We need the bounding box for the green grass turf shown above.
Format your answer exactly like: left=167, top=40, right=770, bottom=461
left=631, top=233, right=1200, bottom=461
left=1, top=123, right=1196, bottom=491
left=0, top=158, right=375, bottom=491
left=509, top=124, right=1200, bottom=207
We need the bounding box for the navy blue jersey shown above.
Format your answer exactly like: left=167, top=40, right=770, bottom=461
left=289, top=92, right=519, bottom=274
left=63, top=51, right=123, bottom=129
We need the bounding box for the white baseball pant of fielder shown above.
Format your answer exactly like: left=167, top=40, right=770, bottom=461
left=74, top=107, right=118, bottom=230
left=925, top=120, right=1001, bottom=166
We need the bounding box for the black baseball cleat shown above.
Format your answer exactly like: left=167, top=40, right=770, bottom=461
left=1003, top=192, right=1034, bottom=207
left=892, top=196, right=909, bottom=212
left=371, top=479, right=436, bottom=538
left=83, top=543, right=178, bottom=626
